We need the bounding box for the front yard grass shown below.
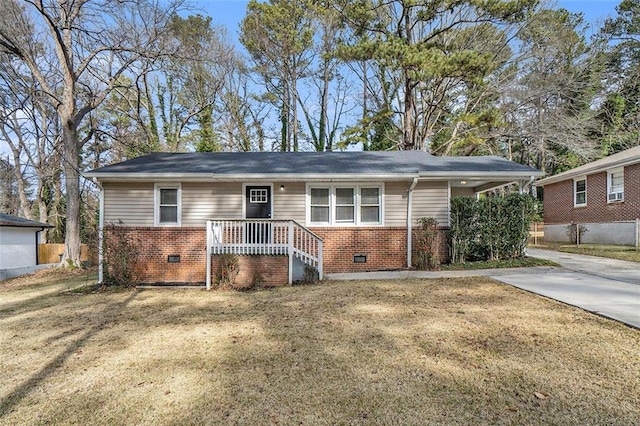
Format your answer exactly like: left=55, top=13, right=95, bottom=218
left=533, top=242, right=640, bottom=263
left=1, top=271, right=638, bottom=425
left=441, top=256, right=559, bottom=270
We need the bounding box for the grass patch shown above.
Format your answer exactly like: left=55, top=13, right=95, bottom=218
left=442, top=256, right=559, bottom=270
left=1, top=277, right=638, bottom=425
left=534, top=242, right=640, bottom=263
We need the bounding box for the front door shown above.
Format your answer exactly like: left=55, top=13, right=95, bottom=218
left=245, top=186, right=271, bottom=244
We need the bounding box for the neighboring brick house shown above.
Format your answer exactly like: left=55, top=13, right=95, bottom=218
left=85, top=151, right=542, bottom=287
left=537, top=146, right=640, bottom=245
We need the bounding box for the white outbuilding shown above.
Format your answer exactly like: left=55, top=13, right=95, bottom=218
left=0, top=213, right=54, bottom=280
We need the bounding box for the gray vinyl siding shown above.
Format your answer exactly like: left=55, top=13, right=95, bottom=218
left=272, top=182, right=305, bottom=222
left=103, top=179, right=450, bottom=228
left=182, top=182, right=243, bottom=226
left=103, top=182, right=154, bottom=226
left=411, top=181, right=449, bottom=226
left=384, top=182, right=409, bottom=226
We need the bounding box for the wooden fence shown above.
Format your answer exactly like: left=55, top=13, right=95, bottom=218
left=529, top=222, right=544, bottom=245
left=38, top=244, right=98, bottom=265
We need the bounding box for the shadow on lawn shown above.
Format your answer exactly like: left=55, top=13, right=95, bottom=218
left=2, top=280, right=637, bottom=424
left=0, top=290, right=139, bottom=418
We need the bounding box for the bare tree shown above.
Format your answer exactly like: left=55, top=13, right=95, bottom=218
left=0, top=0, right=184, bottom=266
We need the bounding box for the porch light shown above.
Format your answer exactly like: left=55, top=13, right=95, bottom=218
left=280, top=185, right=285, bottom=191
left=460, top=180, right=467, bottom=185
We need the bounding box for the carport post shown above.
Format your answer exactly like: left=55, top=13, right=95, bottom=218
left=636, top=218, right=639, bottom=251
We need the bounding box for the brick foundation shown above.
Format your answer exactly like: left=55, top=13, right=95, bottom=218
left=103, top=227, right=207, bottom=284
left=210, top=255, right=289, bottom=288
left=105, top=226, right=451, bottom=285
left=310, top=226, right=450, bottom=273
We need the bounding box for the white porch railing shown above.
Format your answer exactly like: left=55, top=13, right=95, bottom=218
left=205, top=219, right=323, bottom=289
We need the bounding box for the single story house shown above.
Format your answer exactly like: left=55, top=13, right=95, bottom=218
left=537, top=145, right=640, bottom=245
left=0, top=213, right=54, bottom=280
left=85, top=151, right=543, bottom=287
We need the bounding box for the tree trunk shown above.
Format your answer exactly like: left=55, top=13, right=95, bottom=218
left=402, top=10, right=415, bottom=151
left=61, top=115, right=82, bottom=267
left=8, top=144, right=33, bottom=219
left=403, top=73, right=415, bottom=150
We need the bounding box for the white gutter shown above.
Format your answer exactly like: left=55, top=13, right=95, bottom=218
left=406, top=177, right=419, bottom=268
left=84, top=172, right=422, bottom=182
left=93, top=177, right=104, bottom=284
left=519, top=175, right=536, bottom=195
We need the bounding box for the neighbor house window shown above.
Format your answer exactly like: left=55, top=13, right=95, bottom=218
left=574, top=177, right=586, bottom=207
left=607, top=168, right=624, bottom=202
left=155, top=183, right=181, bottom=226
left=307, top=184, right=383, bottom=226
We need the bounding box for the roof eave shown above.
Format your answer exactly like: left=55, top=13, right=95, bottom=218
left=537, top=157, right=640, bottom=186
left=85, top=172, right=422, bottom=182
left=418, top=171, right=545, bottom=179
left=87, top=170, right=544, bottom=183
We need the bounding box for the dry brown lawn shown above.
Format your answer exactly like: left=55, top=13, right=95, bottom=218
left=1, top=270, right=639, bottom=425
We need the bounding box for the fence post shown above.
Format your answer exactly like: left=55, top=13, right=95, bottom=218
left=636, top=218, right=639, bottom=251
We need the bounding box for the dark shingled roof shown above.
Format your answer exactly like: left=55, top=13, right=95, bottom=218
left=0, top=213, right=53, bottom=228
left=86, top=151, right=542, bottom=176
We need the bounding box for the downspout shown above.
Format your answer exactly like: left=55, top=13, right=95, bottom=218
left=406, top=177, right=419, bottom=268
left=93, top=177, right=104, bottom=284
left=520, top=175, right=536, bottom=195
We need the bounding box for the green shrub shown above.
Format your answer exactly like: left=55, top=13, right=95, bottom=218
left=415, top=217, right=440, bottom=270
left=450, top=194, right=536, bottom=263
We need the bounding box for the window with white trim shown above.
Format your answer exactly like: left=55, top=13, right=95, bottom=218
left=335, top=188, right=355, bottom=223
left=574, top=178, right=586, bottom=207
left=155, top=184, right=181, bottom=226
left=310, top=188, right=330, bottom=222
left=307, top=185, right=383, bottom=226
left=607, top=168, right=624, bottom=203
left=360, top=187, right=381, bottom=223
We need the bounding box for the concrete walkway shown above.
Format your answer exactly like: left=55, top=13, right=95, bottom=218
left=327, top=249, right=640, bottom=329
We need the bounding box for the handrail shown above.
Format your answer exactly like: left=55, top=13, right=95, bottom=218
left=205, top=219, right=323, bottom=289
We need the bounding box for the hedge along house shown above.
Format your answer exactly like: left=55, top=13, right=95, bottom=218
left=537, top=145, right=640, bottom=245
left=85, top=151, right=543, bottom=288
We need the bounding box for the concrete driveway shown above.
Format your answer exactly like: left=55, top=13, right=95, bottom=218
left=492, top=248, right=640, bottom=328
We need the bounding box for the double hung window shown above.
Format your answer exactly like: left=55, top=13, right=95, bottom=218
left=308, top=185, right=382, bottom=225
left=607, top=168, right=624, bottom=202
left=155, top=183, right=181, bottom=226
left=574, top=178, right=586, bottom=207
